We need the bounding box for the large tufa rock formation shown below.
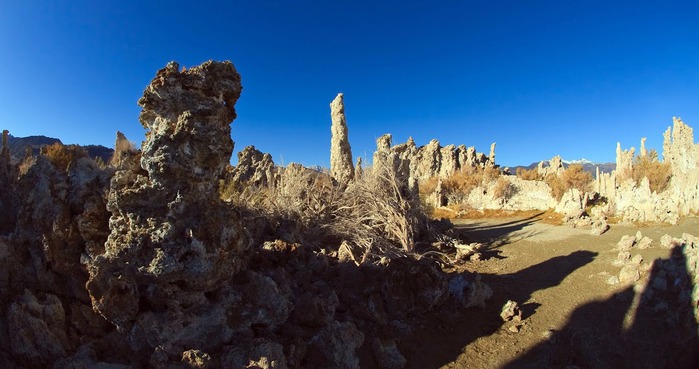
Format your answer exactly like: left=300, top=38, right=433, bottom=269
left=663, top=117, right=698, bottom=175
left=615, top=142, right=635, bottom=178
left=330, top=93, right=355, bottom=184
left=229, top=145, right=277, bottom=188
left=86, top=61, right=249, bottom=338
left=662, top=117, right=699, bottom=215
left=594, top=117, right=699, bottom=223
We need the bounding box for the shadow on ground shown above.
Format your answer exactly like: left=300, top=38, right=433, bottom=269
left=502, top=245, right=699, bottom=369
left=455, top=212, right=545, bottom=250
left=402, top=249, right=598, bottom=368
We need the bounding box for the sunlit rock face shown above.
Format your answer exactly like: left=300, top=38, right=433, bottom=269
left=593, top=117, right=699, bottom=224
left=86, top=61, right=249, bottom=332
left=330, top=93, right=355, bottom=185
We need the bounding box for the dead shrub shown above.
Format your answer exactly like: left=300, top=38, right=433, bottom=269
left=221, top=157, right=425, bottom=260
left=333, top=156, right=425, bottom=257
left=516, top=167, right=541, bottom=180
left=631, top=150, right=671, bottom=193
left=42, top=143, right=87, bottom=171
left=418, top=176, right=439, bottom=199
left=492, top=176, right=518, bottom=201
left=110, top=133, right=138, bottom=166
left=546, top=164, right=592, bottom=201
left=439, top=166, right=501, bottom=204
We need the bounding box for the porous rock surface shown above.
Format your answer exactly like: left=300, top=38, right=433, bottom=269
left=330, top=93, right=355, bottom=184
left=86, top=61, right=249, bottom=338
left=595, top=117, right=699, bottom=223
left=228, top=145, right=277, bottom=188
left=374, top=136, right=495, bottom=181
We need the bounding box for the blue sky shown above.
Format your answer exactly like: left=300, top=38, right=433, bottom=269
left=1, top=0, right=698, bottom=167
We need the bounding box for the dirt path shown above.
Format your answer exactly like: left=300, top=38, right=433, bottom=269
left=402, top=214, right=699, bottom=368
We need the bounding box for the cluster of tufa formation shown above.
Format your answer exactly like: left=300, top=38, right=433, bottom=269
left=595, top=117, right=699, bottom=223
left=372, top=135, right=496, bottom=182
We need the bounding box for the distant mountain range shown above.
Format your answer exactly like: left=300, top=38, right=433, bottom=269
left=510, top=159, right=616, bottom=175
left=3, top=133, right=615, bottom=177
left=4, top=134, right=114, bottom=163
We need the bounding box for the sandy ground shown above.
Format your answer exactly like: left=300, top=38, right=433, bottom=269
left=401, top=214, right=699, bottom=369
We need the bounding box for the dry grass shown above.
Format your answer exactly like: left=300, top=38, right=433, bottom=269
left=545, top=164, right=593, bottom=201
left=435, top=207, right=563, bottom=224
left=631, top=150, right=671, bottom=194
left=516, top=167, right=541, bottom=180
left=333, top=156, right=425, bottom=256
left=222, top=157, right=426, bottom=261
left=420, top=165, right=502, bottom=205
left=43, top=143, right=87, bottom=171
left=492, top=176, right=517, bottom=201
left=419, top=176, right=439, bottom=198
left=110, top=133, right=138, bottom=166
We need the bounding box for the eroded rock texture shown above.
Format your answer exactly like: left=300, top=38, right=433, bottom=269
left=330, top=93, right=355, bottom=184
left=372, top=136, right=495, bottom=181
left=229, top=145, right=276, bottom=188
left=537, top=155, right=564, bottom=177
left=0, top=138, right=114, bottom=367
left=595, top=117, right=699, bottom=223
left=85, top=61, right=251, bottom=362
left=0, top=130, right=18, bottom=234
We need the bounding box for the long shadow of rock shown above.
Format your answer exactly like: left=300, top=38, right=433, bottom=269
left=403, top=250, right=598, bottom=369
left=456, top=213, right=546, bottom=258
left=502, top=244, right=699, bottom=369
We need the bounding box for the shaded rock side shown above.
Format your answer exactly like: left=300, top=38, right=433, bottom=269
left=86, top=60, right=249, bottom=336
left=229, top=145, right=276, bottom=188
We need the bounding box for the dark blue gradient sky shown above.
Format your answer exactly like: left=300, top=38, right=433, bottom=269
left=1, top=0, right=698, bottom=167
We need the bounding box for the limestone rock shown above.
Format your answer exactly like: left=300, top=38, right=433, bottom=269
left=7, top=290, right=69, bottom=366
left=309, top=321, right=364, bottom=369
left=0, top=129, right=18, bottom=234
left=663, top=117, right=698, bottom=175
left=413, top=139, right=441, bottom=179
left=660, top=234, right=679, bottom=249
left=555, top=188, right=585, bottom=220
left=181, top=349, right=214, bottom=369
left=537, top=155, right=564, bottom=177
left=591, top=219, right=609, bottom=235
left=637, top=236, right=653, bottom=249
left=447, top=272, right=493, bottom=308
left=594, top=117, right=699, bottom=223
left=354, top=156, right=363, bottom=179
left=500, top=300, right=522, bottom=322
left=222, top=339, right=288, bottom=369
left=619, top=265, right=640, bottom=284
left=229, top=145, right=276, bottom=188
left=372, top=338, right=407, bottom=369
left=440, top=144, right=458, bottom=177
left=86, top=60, right=249, bottom=337
left=616, top=251, right=631, bottom=265
left=371, top=136, right=494, bottom=181
left=329, top=93, right=355, bottom=184
left=618, top=235, right=636, bottom=251
left=454, top=242, right=483, bottom=262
